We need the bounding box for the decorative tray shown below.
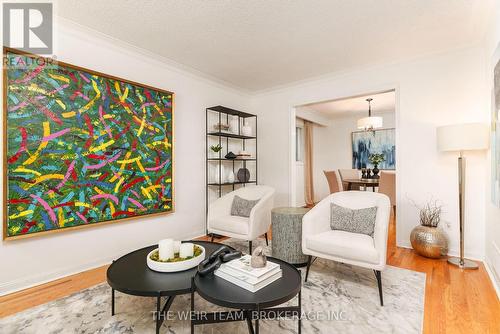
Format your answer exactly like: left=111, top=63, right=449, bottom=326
left=147, top=245, right=205, bottom=273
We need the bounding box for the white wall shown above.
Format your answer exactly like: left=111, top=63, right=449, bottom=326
left=251, top=45, right=488, bottom=260
left=484, top=1, right=500, bottom=295
left=0, top=20, right=250, bottom=295
left=312, top=112, right=395, bottom=201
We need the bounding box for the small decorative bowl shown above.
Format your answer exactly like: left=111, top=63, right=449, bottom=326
left=147, top=245, right=205, bottom=273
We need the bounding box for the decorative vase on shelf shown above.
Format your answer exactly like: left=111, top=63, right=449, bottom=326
left=229, top=118, right=239, bottom=134
left=372, top=164, right=380, bottom=179
left=237, top=168, right=250, bottom=182
left=242, top=121, right=252, bottom=136
left=213, top=164, right=226, bottom=184
left=227, top=171, right=235, bottom=183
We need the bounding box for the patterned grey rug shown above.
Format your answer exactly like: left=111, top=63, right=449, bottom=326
left=0, top=238, right=425, bottom=333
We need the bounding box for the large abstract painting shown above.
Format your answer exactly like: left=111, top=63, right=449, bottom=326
left=352, top=128, right=395, bottom=170
left=3, top=48, right=174, bottom=239
left=492, top=55, right=500, bottom=207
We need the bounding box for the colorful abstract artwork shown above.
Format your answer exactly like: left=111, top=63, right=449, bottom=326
left=352, top=128, right=396, bottom=170
left=3, top=48, right=174, bottom=239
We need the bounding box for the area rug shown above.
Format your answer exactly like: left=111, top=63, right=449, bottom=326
left=0, top=238, right=425, bottom=333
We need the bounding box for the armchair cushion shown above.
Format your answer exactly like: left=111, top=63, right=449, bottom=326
left=305, top=230, right=380, bottom=264
left=330, top=203, right=377, bottom=236
left=231, top=195, right=260, bottom=217
left=209, top=215, right=249, bottom=235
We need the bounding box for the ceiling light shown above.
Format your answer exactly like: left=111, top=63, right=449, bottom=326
left=357, top=98, right=383, bottom=130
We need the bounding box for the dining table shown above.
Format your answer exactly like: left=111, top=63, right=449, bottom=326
left=344, top=178, right=379, bottom=191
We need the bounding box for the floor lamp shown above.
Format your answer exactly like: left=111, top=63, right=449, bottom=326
left=437, top=123, right=489, bottom=269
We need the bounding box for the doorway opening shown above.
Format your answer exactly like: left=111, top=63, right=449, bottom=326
left=291, top=89, right=398, bottom=246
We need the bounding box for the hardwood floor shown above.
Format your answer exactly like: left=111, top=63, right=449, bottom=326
left=1, top=216, right=499, bottom=333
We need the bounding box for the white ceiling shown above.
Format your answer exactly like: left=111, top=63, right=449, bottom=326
left=57, top=0, right=493, bottom=92
left=299, top=91, right=395, bottom=119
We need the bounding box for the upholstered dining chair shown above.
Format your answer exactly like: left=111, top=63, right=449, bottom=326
left=302, top=191, right=391, bottom=306
left=338, top=169, right=361, bottom=190
left=378, top=171, right=396, bottom=216
left=324, top=170, right=343, bottom=194
left=208, top=185, right=275, bottom=254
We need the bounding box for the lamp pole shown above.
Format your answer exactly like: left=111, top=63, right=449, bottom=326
left=447, top=151, right=478, bottom=269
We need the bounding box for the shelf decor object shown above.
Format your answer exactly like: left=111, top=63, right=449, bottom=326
left=3, top=48, right=174, bottom=240
left=237, top=168, right=251, bottom=182
left=437, top=123, right=489, bottom=269
left=206, top=106, right=257, bottom=232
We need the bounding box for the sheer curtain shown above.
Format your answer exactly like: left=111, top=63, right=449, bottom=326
left=304, top=120, right=315, bottom=206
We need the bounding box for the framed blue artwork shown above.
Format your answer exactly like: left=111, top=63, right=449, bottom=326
left=352, top=128, right=395, bottom=170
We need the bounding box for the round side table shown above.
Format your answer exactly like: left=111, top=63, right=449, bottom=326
left=192, top=257, right=302, bottom=334
left=271, top=207, right=310, bottom=267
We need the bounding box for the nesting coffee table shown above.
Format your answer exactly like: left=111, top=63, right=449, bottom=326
left=107, top=240, right=227, bottom=334
left=191, top=257, right=302, bottom=334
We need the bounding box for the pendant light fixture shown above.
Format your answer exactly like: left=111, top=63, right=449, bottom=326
left=357, top=98, right=383, bottom=130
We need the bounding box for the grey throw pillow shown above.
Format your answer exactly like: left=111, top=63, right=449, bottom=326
left=330, top=203, right=378, bottom=236
left=231, top=195, right=260, bottom=217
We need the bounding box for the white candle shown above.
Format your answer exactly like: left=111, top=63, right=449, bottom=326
left=158, top=239, right=174, bottom=261
left=179, top=243, right=194, bottom=258
left=173, top=241, right=181, bottom=254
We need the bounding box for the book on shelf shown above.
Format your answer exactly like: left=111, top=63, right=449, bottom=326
left=215, top=267, right=282, bottom=292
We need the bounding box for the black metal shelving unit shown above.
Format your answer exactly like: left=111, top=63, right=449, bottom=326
left=206, top=106, right=257, bottom=230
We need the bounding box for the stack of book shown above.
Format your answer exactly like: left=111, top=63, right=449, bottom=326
left=215, top=255, right=282, bottom=292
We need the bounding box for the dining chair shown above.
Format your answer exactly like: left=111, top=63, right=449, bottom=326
left=378, top=171, right=396, bottom=216
left=324, top=170, right=343, bottom=194
left=338, top=169, right=361, bottom=190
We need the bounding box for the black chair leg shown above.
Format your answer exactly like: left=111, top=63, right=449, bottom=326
left=264, top=233, right=269, bottom=246
left=249, top=241, right=252, bottom=254
left=305, top=256, right=312, bottom=282
left=210, top=233, right=214, bottom=242
left=374, top=270, right=384, bottom=306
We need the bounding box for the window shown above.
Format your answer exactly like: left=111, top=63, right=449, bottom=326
left=296, top=126, right=304, bottom=162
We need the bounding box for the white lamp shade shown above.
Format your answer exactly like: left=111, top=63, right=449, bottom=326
left=357, top=116, right=383, bottom=130
left=437, top=123, right=489, bottom=152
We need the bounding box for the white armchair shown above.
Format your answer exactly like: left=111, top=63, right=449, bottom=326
left=208, top=185, right=275, bottom=253
left=302, top=191, right=391, bottom=305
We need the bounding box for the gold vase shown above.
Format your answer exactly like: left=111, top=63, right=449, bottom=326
left=410, top=225, right=448, bottom=259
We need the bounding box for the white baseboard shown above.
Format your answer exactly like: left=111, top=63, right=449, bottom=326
left=0, top=231, right=205, bottom=297
left=396, top=239, right=484, bottom=261
left=0, top=256, right=116, bottom=297
left=484, top=257, right=500, bottom=300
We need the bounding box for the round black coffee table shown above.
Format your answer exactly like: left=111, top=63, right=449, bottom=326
left=107, top=240, right=230, bottom=334
left=191, top=257, right=302, bottom=334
